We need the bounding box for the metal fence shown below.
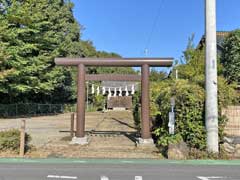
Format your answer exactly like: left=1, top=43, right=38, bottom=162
left=0, top=103, right=76, bottom=118
left=0, top=103, right=102, bottom=118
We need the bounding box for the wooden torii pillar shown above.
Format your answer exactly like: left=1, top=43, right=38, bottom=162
left=55, top=58, right=173, bottom=144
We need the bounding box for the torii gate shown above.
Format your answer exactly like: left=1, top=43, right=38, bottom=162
left=55, top=57, right=173, bottom=145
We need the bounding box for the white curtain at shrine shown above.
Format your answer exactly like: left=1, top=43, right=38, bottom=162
left=114, top=88, right=117, bottom=97
left=131, top=84, right=135, bottom=95
left=125, top=86, right=129, bottom=96
left=107, top=87, right=112, bottom=99
left=119, top=87, right=122, bottom=96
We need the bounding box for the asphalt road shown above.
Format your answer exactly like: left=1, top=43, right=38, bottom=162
left=0, top=161, right=240, bottom=180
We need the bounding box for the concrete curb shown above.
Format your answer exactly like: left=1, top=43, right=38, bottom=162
left=0, top=158, right=240, bottom=165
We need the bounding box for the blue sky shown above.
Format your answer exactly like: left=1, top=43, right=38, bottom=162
left=71, top=0, right=240, bottom=61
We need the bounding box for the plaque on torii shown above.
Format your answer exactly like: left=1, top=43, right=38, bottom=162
left=55, top=57, right=173, bottom=144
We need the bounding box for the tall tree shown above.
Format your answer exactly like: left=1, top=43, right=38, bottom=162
left=0, top=0, right=82, bottom=103
left=0, top=13, right=13, bottom=83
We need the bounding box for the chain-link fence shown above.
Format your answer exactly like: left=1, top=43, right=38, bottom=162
left=0, top=103, right=77, bottom=118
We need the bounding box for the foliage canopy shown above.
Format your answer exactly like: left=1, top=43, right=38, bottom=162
left=221, top=29, right=240, bottom=83
left=0, top=0, right=136, bottom=104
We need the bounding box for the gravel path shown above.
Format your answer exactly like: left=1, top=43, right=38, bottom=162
left=0, top=111, right=161, bottom=159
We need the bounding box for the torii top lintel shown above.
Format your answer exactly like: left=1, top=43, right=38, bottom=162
left=54, top=57, right=173, bottom=67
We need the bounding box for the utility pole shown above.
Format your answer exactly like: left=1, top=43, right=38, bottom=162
left=205, top=0, right=219, bottom=153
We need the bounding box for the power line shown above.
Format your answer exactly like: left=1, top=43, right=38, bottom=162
left=144, top=0, right=165, bottom=55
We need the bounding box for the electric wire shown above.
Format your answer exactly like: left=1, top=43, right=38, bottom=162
left=144, top=0, right=165, bottom=55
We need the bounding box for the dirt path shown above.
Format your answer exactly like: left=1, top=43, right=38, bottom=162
left=0, top=111, right=161, bottom=159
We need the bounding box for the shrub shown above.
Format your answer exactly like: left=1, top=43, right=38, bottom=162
left=151, top=77, right=238, bottom=150
left=218, top=76, right=239, bottom=107
left=153, top=80, right=207, bottom=150
left=0, top=129, right=31, bottom=152
left=93, top=94, right=105, bottom=111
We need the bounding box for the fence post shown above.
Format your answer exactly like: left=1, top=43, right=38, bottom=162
left=16, top=104, right=18, bottom=117
left=19, top=119, right=26, bottom=157
left=70, top=113, right=75, bottom=137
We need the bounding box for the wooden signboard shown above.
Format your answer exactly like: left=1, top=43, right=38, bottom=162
left=107, top=96, right=132, bottom=110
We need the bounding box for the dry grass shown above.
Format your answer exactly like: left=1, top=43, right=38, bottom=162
left=0, top=111, right=162, bottom=159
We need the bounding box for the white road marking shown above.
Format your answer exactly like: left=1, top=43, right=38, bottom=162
left=100, top=175, right=109, bottom=180
left=197, top=176, right=225, bottom=180
left=135, top=176, right=143, bottom=180
left=47, top=175, right=77, bottom=179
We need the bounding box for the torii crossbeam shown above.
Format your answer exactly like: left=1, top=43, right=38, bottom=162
left=55, top=57, right=173, bottom=145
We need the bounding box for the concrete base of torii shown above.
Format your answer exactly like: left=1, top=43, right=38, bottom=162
left=136, top=138, right=154, bottom=146
left=70, top=136, right=89, bottom=145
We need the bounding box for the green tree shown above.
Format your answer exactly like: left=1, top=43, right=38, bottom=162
left=0, top=16, right=13, bottom=82
left=221, top=29, right=240, bottom=83
left=177, top=48, right=205, bottom=85
left=87, top=50, right=136, bottom=75
left=149, top=68, right=167, bottom=82
left=0, top=0, right=82, bottom=103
